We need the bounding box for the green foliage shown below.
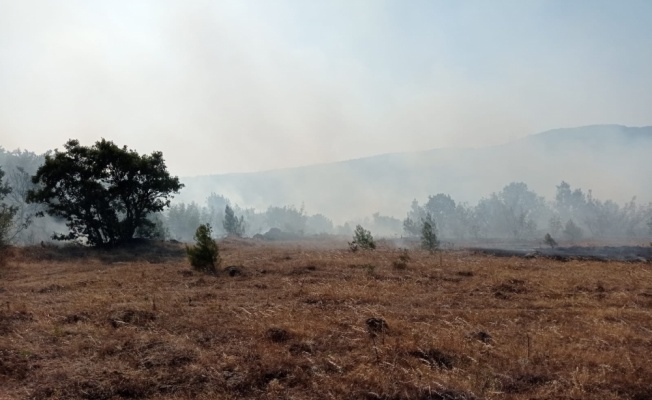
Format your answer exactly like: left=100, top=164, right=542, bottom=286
left=27, top=139, right=183, bottom=246
left=544, top=233, right=557, bottom=248
left=135, top=213, right=169, bottom=240
left=223, top=205, right=245, bottom=237
left=349, top=225, right=376, bottom=251
left=0, top=166, right=18, bottom=247
left=421, top=214, right=439, bottom=252
left=186, top=224, right=220, bottom=273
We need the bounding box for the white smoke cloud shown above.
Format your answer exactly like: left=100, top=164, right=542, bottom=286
left=1, top=0, right=651, bottom=179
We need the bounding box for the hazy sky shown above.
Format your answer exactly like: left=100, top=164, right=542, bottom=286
left=1, top=0, right=652, bottom=176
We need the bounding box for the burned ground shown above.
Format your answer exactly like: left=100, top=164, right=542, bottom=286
left=470, top=245, right=652, bottom=262
left=0, top=239, right=650, bottom=399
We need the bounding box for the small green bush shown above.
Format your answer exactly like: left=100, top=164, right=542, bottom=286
left=349, top=225, right=375, bottom=251
left=186, top=224, right=220, bottom=274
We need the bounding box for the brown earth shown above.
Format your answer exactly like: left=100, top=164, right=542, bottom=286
left=0, top=239, right=650, bottom=399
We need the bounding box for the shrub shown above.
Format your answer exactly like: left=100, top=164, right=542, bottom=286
left=421, top=214, right=439, bottom=252
left=544, top=233, right=557, bottom=248
left=349, top=225, right=375, bottom=251
left=186, top=224, right=220, bottom=273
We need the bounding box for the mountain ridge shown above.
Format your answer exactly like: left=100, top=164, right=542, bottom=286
left=183, top=124, right=652, bottom=180
left=178, top=125, right=652, bottom=222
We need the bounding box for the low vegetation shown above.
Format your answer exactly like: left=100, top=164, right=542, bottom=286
left=0, top=239, right=650, bottom=399
left=421, top=214, right=439, bottom=252
left=349, top=224, right=376, bottom=251
left=0, top=166, right=18, bottom=247
left=544, top=233, right=558, bottom=248
left=186, top=224, right=220, bottom=274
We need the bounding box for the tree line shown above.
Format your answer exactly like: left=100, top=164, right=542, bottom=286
left=403, top=182, right=651, bottom=242
left=1, top=140, right=652, bottom=247
left=166, top=181, right=652, bottom=243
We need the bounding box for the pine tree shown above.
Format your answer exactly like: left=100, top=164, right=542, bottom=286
left=421, top=214, right=439, bottom=252
left=223, top=205, right=245, bottom=237
left=349, top=225, right=376, bottom=251
left=186, top=224, right=220, bottom=274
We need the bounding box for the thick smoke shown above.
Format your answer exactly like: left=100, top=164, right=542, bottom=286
left=2, top=2, right=652, bottom=243
left=177, top=125, right=652, bottom=225
left=2, top=127, right=652, bottom=246
left=2, top=1, right=652, bottom=178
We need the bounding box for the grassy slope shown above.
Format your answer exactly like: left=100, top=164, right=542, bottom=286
left=0, top=239, right=651, bottom=399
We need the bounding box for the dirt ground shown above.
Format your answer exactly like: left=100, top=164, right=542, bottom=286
left=0, top=239, right=651, bottom=399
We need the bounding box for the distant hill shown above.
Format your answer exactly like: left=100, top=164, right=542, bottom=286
left=179, top=125, right=652, bottom=222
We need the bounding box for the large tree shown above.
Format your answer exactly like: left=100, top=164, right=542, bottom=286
left=27, top=139, right=183, bottom=246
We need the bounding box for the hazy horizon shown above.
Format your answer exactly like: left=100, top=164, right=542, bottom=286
left=2, top=123, right=652, bottom=241
left=2, top=1, right=652, bottom=176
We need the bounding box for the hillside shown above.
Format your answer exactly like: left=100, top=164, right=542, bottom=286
left=179, top=125, right=652, bottom=221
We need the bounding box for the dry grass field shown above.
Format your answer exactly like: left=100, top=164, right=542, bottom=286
left=0, top=239, right=651, bottom=399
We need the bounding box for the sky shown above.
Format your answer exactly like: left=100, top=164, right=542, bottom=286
left=1, top=0, right=652, bottom=177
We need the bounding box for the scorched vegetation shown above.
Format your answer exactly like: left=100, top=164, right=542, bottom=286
left=0, top=239, right=650, bottom=399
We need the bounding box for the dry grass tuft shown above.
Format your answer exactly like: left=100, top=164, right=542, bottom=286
left=0, top=239, right=650, bottom=399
